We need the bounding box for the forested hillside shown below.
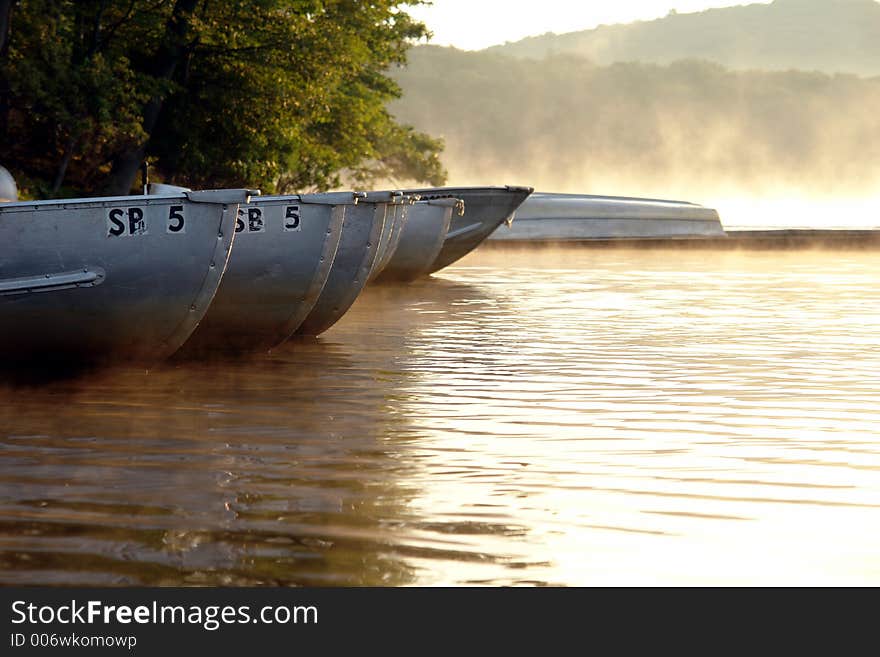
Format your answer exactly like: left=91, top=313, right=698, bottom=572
left=390, top=45, right=880, bottom=197
left=485, top=0, right=880, bottom=76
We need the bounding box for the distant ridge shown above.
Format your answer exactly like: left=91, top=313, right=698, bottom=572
left=484, top=0, right=880, bottom=76
left=389, top=45, right=880, bottom=197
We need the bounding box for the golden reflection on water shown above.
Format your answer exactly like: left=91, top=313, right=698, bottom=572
left=1, top=245, right=879, bottom=585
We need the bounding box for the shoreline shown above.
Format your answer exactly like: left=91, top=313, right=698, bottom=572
left=483, top=228, right=880, bottom=250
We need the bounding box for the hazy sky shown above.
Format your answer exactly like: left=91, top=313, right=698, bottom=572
left=406, top=0, right=771, bottom=50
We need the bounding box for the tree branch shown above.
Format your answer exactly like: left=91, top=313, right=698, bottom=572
left=94, top=0, right=137, bottom=55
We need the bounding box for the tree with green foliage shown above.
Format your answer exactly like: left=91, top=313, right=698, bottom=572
left=0, top=0, right=446, bottom=198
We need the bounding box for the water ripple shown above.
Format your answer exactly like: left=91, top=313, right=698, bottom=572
left=1, top=246, right=879, bottom=585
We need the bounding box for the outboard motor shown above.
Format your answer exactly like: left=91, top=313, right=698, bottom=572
left=0, top=165, right=17, bottom=202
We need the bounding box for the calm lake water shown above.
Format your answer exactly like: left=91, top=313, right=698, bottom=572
left=1, top=244, right=879, bottom=586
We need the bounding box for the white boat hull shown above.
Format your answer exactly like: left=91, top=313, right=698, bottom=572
left=489, top=193, right=726, bottom=241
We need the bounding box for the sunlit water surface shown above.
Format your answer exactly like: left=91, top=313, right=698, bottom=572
left=1, top=245, right=879, bottom=586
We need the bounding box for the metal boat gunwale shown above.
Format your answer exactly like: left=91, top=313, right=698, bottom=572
left=404, top=185, right=533, bottom=197
left=525, top=191, right=705, bottom=206
left=517, top=214, right=721, bottom=222
left=270, top=191, right=361, bottom=206
left=0, top=189, right=256, bottom=211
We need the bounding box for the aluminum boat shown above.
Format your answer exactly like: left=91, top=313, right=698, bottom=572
left=488, top=192, right=726, bottom=241
left=375, top=198, right=462, bottom=282
left=0, top=188, right=253, bottom=365
left=294, top=191, right=400, bottom=336
left=177, top=189, right=359, bottom=354
left=403, top=186, right=534, bottom=274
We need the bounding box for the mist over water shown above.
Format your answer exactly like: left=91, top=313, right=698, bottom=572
left=390, top=45, right=880, bottom=230
left=429, top=141, right=880, bottom=230
left=2, top=246, right=879, bottom=586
